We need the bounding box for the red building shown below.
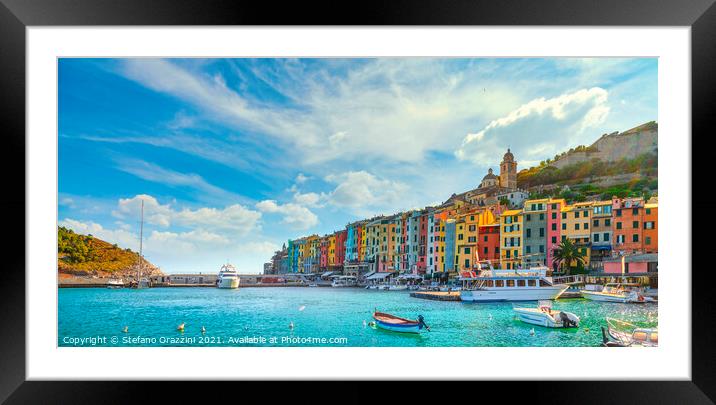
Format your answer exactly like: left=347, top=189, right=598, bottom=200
left=319, top=236, right=328, bottom=269
left=478, top=223, right=501, bottom=265
left=334, top=230, right=347, bottom=268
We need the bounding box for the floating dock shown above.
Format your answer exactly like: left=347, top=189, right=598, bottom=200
left=410, top=291, right=462, bottom=301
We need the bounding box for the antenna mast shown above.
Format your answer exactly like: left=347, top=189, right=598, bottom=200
left=138, top=200, right=144, bottom=281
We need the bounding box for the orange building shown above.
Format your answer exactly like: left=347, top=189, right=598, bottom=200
left=643, top=203, right=658, bottom=253
left=612, top=197, right=645, bottom=254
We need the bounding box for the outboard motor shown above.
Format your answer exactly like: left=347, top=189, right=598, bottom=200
left=417, top=315, right=430, bottom=331
left=559, top=311, right=579, bottom=328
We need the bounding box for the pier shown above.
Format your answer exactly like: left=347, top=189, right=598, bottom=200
left=410, top=291, right=462, bottom=301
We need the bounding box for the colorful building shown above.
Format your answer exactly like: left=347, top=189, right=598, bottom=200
left=561, top=202, right=592, bottom=268
left=500, top=209, right=523, bottom=269
left=335, top=230, right=347, bottom=269
left=522, top=199, right=548, bottom=267
left=590, top=200, right=613, bottom=270
left=546, top=198, right=566, bottom=272
left=479, top=223, right=500, bottom=265
left=612, top=197, right=645, bottom=255
left=643, top=203, right=658, bottom=253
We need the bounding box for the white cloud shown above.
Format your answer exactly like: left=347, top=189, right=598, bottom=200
left=292, top=191, right=323, bottom=207
left=455, top=87, right=610, bottom=167
left=255, top=200, right=318, bottom=230
left=324, top=171, right=409, bottom=211
left=113, top=194, right=261, bottom=234
left=295, top=173, right=309, bottom=184
left=60, top=218, right=139, bottom=250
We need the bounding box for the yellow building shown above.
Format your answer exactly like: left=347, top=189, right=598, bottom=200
left=328, top=234, right=337, bottom=266
left=561, top=202, right=592, bottom=267
left=500, top=209, right=523, bottom=269
left=359, top=224, right=368, bottom=262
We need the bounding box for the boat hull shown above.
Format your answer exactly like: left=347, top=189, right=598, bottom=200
left=374, top=321, right=421, bottom=333
left=580, top=290, right=629, bottom=303
left=513, top=308, right=579, bottom=328
left=460, top=285, right=568, bottom=302
left=217, top=278, right=240, bottom=289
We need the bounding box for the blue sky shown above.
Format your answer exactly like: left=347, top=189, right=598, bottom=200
left=58, top=58, right=657, bottom=273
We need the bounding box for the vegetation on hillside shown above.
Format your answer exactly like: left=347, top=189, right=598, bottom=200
left=58, top=226, right=153, bottom=275
left=517, top=153, right=658, bottom=189
left=528, top=178, right=658, bottom=203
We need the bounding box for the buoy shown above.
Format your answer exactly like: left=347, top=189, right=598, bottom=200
left=177, top=323, right=185, bottom=331
left=584, top=327, right=590, bottom=333
left=298, top=305, right=306, bottom=312
left=201, top=326, right=206, bottom=334
left=122, top=326, right=128, bottom=333
left=289, top=321, right=294, bottom=329
left=530, top=328, right=535, bottom=336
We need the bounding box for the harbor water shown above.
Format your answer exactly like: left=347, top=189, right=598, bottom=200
left=58, top=287, right=658, bottom=347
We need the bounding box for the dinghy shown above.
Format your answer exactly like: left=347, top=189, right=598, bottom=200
left=372, top=310, right=429, bottom=333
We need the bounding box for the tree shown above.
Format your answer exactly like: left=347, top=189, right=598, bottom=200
left=552, top=239, right=586, bottom=275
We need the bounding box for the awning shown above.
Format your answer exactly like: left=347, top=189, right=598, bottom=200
left=592, top=245, right=612, bottom=251
left=398, top=274, right=422, bottom=279
left=363, top=271, right=376, bottom=278
left=367, top=272, right=392, bottom=280
left=321, top=271, right=334, bottom=277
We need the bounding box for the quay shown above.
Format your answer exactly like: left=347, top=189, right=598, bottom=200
left=410, top=291, right=462, bottom=301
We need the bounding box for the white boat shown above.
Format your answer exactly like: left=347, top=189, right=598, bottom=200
left=602, top=318, right=658, bottom=347
left=308, top=283, right=319, bottom=287
left=217, top=263, right=240, bottom=289
left=107, top=279, right=124, bottom=289
left=388, top=284, right=408, bottom=291
left=581, top=283, right=653, bottom=303
left=331, top=275, right=357, bottom=287
left=513, top=300, right=580, bottom=328
left=459, top=264, right=568, bottom=302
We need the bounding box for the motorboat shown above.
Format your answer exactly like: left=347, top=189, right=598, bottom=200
left=107, top=279, right=124, bottom=289
left=459, top=264, right=568, bottom=302
left=372, top=310, right=430, bottom=333
left=513, top=300, right=580, bottom=328
left=388, top=284, right=408, bottom=291
left=581, top=283, right=654, bottom=303
left=308, top=283, right=319, bottom=287
left=601, top=318, right=658, bottom=347
left=217, top=263, right=240, bottom=289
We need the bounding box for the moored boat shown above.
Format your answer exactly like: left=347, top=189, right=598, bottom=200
left=372, top=310, right=429, bottom=333
left=217, top=263, right=240, bottom=289
left=601, top=318, right=658, bottom=347
left=581, top=283, right=653, bottom=303
left=459, top=264, right=568, bottom=302
left=331, top=275, right=357, bottom=287
left=513, top=300, right=580, bottom=328
left=107, top=279, right=124, bottom=289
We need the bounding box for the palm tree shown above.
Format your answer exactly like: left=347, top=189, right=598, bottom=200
left=552, top=239, right=586, bottom=275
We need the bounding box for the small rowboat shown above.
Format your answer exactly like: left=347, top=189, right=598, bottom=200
left=372, top=310, right=429, bottom=333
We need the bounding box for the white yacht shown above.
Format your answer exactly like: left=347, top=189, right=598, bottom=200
left=331, top=275, right=357, bottom=287
left=459, top=264, right=568, bottom=302
left=581, top=283, right=653, bottom=303
left=217, top=263, right=240, bottom=289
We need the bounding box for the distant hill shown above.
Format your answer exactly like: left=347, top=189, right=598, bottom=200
left=517, top=121, right=658, bottom=201
left=58, top=226, right=162, bottom=278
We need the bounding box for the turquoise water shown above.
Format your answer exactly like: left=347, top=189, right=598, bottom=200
left=58, top=287, right=658, bottom=347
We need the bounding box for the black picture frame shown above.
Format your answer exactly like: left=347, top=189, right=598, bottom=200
left=1, top=0, right=712, bottom=403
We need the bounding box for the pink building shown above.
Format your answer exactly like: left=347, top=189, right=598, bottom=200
left=603, top=254, right=657, bottom=274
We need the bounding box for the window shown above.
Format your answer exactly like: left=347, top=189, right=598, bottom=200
left=539, top=245, right=544, bottom=253
left=633, top=221, right=639, bottom=229
left=575, top=211, right=580, bottom=218
left=604, top=233, right=610, bottom=241
left=506, top=279, right=515, bottom=287
left=464, top=259, right=470, bottom=268
left=645, top=236, right=652, bottom=245
left=616, top=209, right=622, bottom=217
left=528, top=279, right=537, bottom=287
left=562, top=213, right=567, bottom=219
left=526, top=246, right=531, bottom=254
left=605, top=219, right=611, bottom=227
left=526, top=229, right=532, bottom=238
left=551, top=223, right=557, bottom=231
left=517, top=280, right=526, bottom=287
left=539, top=228, right=544, bottom=237
left=575, top=223, right=580, bottom=230
left=551, top=236, right=557, bottom=244
left=593, top=219, right=599, bottom=227
left=484, top=236, right=488, bottom=242
left=484, top=247, right=488, bottom=255
left=645, top=221, right=654, bottom=229
left=616, top=222, right=622, bottom=230
left=594, top=234, right=600, bottom=242
left=633, top=234, right=639, bottom=242
left=495, top=280, right=504, bottom=287
left=562, top=223, right=566, bottom=230
left=464, top=247, right=470, bottom=254
left=531, top=204, right=536, bottom=211
left=646, top=208, right=651, bottom=215
left=633, top=208, right=639, bottom=215
left=539, top=213, right=545, bottom=220
left=552, top=212, right=557, bottom=219
left=526, top=214, right=531, bottom=221
left=584, top=222, right=589, bottom=230
left=458, top=234, right=464, bottom=241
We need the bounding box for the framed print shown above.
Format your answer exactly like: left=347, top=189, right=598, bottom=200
left=1, top=0, right=714, bottom=402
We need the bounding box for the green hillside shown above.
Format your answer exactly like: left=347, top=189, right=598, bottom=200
left=58, top=226, right=160, bottom=276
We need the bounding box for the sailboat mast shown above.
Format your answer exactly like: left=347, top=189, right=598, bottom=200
left=138, top=200, right=144, bottom=280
